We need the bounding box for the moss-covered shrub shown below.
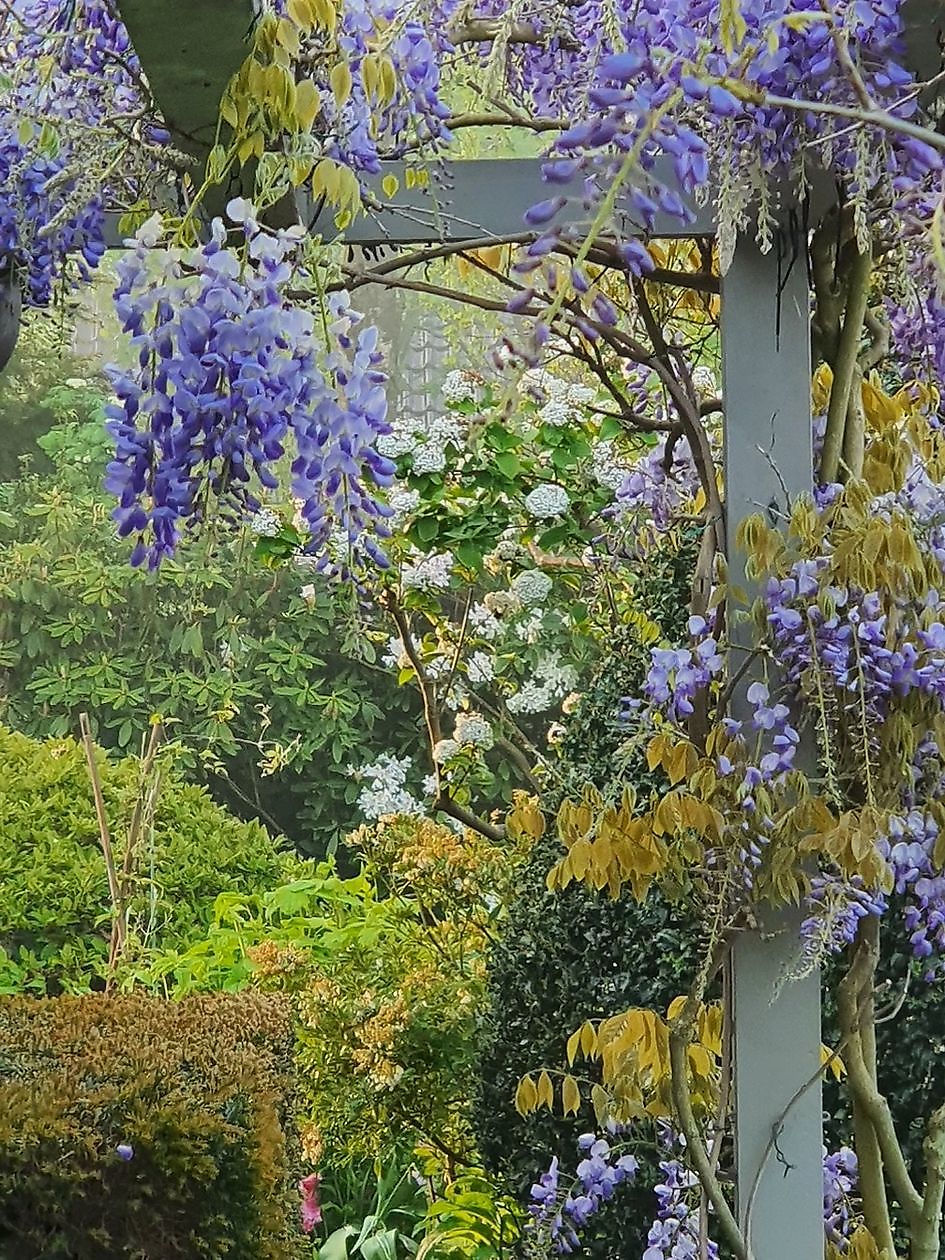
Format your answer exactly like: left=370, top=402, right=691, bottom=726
left=0, top=726, right=301, bottom=994
left=0, top=993, right=303, bottom=1260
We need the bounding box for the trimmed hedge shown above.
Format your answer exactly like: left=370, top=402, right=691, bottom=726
left=0, top=993, right=304, bottom=1260
left=0, top=726, right=299, bottom=994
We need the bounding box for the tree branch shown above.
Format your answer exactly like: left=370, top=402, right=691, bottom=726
left=838, top=916, right=922, bottom=1238
left=819, top=240, right=872, bottom=484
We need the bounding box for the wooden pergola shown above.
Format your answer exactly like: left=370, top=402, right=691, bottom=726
left=7, top=1, right=945, bottom=1251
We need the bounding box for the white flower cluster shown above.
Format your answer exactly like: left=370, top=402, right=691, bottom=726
left=466, top=650, right=495, bottom=684
left=514, top=609, right=545, bottom=645
left=378, top=411, right=464, bottom=474
left=455, top=711, right=494, bottom=749
left=382, top=635, right=411, bottom=670
left=524, top=483, right=570, bottom=520
left=510, top=568, right=553, bottom=606
left=387, top=484, right=420, bottom=523
left=506, top=652, right=579, bottom=715
left=433, top=737, right=461, bottom=764
left=692, top=365, right=718, bottom=398
left=469, top=601, right=502, bottom=640
left=349, top=754, right=422, bottom=820
left=442, top=369, right=481, bottom=404
left=591, top=438, right=634, bottom=493
left=402, top=550, right=454, bottom=591
left=250, top=507, right=281, bottom=537
left=521, top=369, right=596, bottom=429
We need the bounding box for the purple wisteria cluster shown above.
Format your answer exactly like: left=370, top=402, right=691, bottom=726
left=105, top=201, right=394, bottom=571
left=642, top=1150, right=717, bottom=1260
left=643, top=614, right=724, bottom=722
left=499, top=0, right=941, bottom=290
left=823, top=1146, right=859, bottom=1248
left=802, top=791, right=945, bottom=978
left=528, top=1132, right=639, bottom=1254
left=0, top=0, right=148, bottom=306
left=282, top=0, right=450, bottom=175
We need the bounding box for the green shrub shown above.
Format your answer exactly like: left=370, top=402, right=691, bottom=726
left=0, top=725, right=301, bottom=994
left=0, top=993, right=303, bottom=1260
left=0, top=464, right=418, bottom=855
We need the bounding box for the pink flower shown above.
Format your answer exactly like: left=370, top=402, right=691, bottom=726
left=299, top=1171, right=322, bottom=1233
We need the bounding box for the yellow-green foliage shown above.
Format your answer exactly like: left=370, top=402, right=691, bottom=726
left=0, top=725, right=297, bottom=994
left=0, top=993, right=304, bottom=1260
left=245, top=814, right=529, bottom=1172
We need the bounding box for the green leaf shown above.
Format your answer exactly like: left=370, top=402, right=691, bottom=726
left=319, top=1226, right=357, bottom=1260
left=599, top=415, right=630, bottom=441
left=414, top=516, right=440, bottom=543
left=494, top=452, right=522, bottom=478
left=358, top=1230, right=401, bottom=1260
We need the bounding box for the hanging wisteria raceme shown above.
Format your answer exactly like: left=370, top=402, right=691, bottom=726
left=105, top=200, right=394, bottom=570
left=0, top=0, right=148, bottom=306
left=527, top=1132, right=640, bottom=1255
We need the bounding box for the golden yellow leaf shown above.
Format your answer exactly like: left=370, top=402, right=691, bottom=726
left=537, top=1070, right=554, bottom=1110
left=295, top=79, right=319, bottom=131
left=562, top=1074, right=581, bottom=1117
left=330, top=60, right=352, bottom=107
left=514, top=1074, right=538, bottom=1116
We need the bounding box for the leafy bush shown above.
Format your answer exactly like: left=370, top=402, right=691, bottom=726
left=0, top=460, right=418, bottom=854
left=0, top=993, right=303, bottom=1260
left=0, top=725, right=301, bottom=994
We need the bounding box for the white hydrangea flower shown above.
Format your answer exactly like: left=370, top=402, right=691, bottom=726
left=519, top=367, right=558, bottom=396
left=455, top=712, right=494, bottom=749
left=402, top=551, right=454, bottom=591
left=506, top=680, right=554, bottom=714
left=387, top=485, right=420, bottom=523
left=469, top=602, right=502, bottom=640
left=536, top=652, right=579, bottom=694
left=422, top=773, right=439, bottom=797
left=565, top=382, right=596, bottom=406
left=382, top=636, right=412, bottom=670
left=539, top=398, right=573, bottom=428
left=510, top=568, right=553, bottom=606
left=591, top=438, right=632, bottom=493
left=411, top=443, right=447, bottom=474
left=377, top=416, right=418, bottom=458
left=466, top=651, right=495, bottom=684
left=442, top=369, right=480, bottom=404
left=349, top=754, right=421, bottom=820
left=514, top=609, right=545, bottom=644
left=692, top=365, right=718, bottom=398
left=433, top=738, right=461, bottom=764
left=250, top=507, right=281, bottom=537
left=524, top=483, right=570, bottom=519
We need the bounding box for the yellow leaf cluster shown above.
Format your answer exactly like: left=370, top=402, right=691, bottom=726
left=547, top=786, right=667, bottom=901
left=506, top=791, right=546, bottom=843
left=799, top=803, right=891, bottom=889
left=516, top=1000, right=723, bottom=1127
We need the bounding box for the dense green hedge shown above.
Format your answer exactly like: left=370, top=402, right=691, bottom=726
left=0, top=726, right=300, bottom=994
left=0, top=993, right=303, bottom=1260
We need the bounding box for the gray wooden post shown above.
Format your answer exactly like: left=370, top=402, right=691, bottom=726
left=721, top=236, right=824, bottom=1259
